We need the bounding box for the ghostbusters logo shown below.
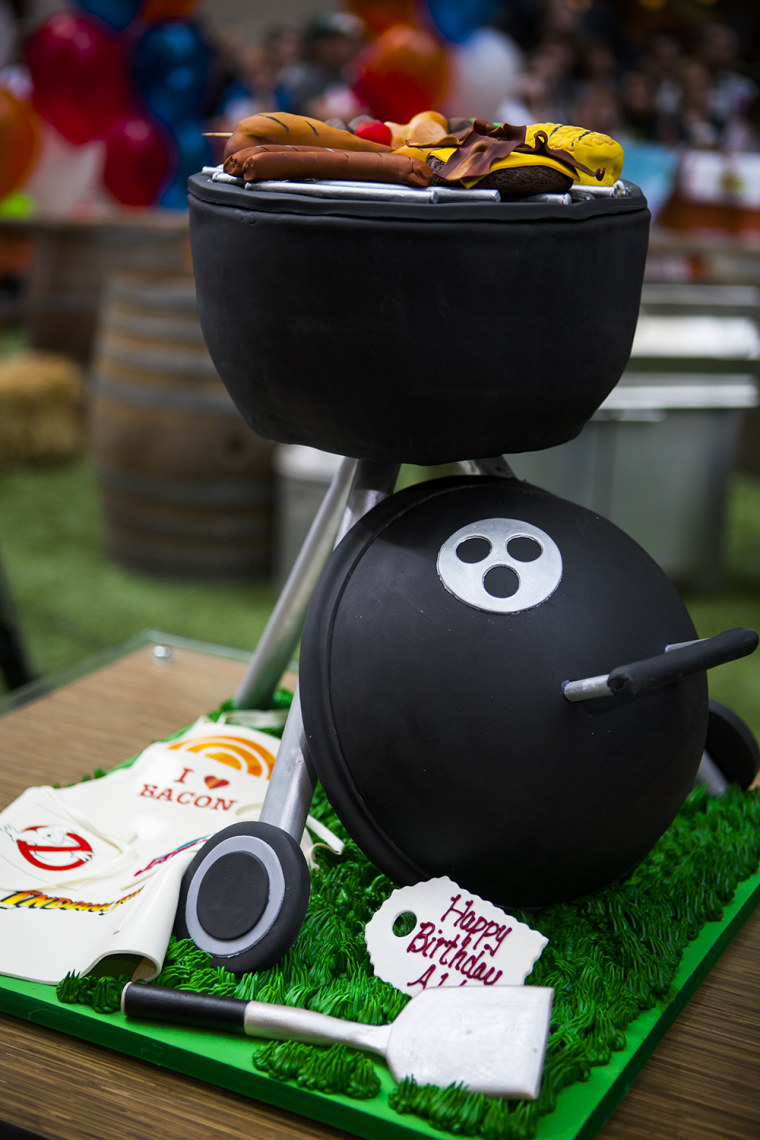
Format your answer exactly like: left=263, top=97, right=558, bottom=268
left=3, top=823, right=95, bottom=872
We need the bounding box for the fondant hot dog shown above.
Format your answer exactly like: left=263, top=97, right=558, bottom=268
left=224, top=144, right=433, bottom=188
left=223, top=112, right=392, bottom=160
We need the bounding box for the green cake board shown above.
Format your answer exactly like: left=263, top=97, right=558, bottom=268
left=1, top=867, right=759, bottom=1140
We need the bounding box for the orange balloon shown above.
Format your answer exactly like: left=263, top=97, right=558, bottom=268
left=344, top=0, right=417, bottom=38
left=353, top=24, right=450, bottom=123
left=0, top=89, right=40, bottom=200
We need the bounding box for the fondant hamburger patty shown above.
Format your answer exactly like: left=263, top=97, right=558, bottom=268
left=427, top=154, right=573, bottom=196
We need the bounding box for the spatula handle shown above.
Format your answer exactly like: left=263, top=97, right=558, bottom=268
left=122, top=983, right=390, bottom=1057
left=242, top=1000, right=390, bottom=1056
left=122, top=982, right=247, bottom=1034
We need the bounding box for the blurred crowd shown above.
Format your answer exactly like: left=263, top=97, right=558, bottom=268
left=205, top=4, right=760, bottom=155
left=504, top=11, right=760, bottom=153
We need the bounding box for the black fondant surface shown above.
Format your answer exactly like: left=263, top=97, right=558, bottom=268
left=300, top=475, right=707, bottom=909
left=188, top=175, right=650, bottom=463
left=706, top=699, right=760, bottom=788
left=196, top=850, right=269, bottom=940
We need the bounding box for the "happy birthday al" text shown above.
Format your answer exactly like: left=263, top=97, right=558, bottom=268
left=405, top=893, right=513, bottom=989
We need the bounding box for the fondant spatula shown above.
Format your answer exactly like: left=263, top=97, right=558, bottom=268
left=122, top=981, right=553, bottom=1099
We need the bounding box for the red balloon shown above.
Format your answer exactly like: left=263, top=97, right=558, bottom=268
left=25, top=12, right=132, bottom=145
left=0, top=89, right=40, bottom=199
left=102, top=115, right=174, bottom=207
left=353, top=24, right=450, bottom=122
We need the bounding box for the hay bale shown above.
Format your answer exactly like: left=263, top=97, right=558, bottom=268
left=0, top=351, right=85, bottom=466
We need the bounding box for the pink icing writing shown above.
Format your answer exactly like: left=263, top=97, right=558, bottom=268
left=405, top=893, right=512, bottom=989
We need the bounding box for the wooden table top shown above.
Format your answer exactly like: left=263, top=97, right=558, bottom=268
left=0, top=637, right=758, bottom=1140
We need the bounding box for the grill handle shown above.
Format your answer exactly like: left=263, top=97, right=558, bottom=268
left=563, top=627, right=758, bottom=702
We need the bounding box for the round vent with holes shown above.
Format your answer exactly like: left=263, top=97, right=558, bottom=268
left=300, top=475, right=707, bottom=909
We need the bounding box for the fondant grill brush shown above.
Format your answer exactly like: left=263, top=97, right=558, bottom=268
left=122, top=981, right=553, bottom=1100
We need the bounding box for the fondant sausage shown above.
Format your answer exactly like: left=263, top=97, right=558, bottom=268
left=224, top=145, right=433, bottom=188
left=223, top=144, right=327, bottom=177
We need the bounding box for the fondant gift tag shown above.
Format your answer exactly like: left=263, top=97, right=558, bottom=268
left=365, top=876, right=547, bottom=994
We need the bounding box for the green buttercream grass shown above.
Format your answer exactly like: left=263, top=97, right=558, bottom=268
left=57, top=970, right=126, bottom=1014
left=57, top=781, right=760, bottom=1140
left=254, top=1040, right=382, bottom=1099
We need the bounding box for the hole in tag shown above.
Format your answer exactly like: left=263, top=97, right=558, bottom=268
left=392, top=912, right=417, bottom=937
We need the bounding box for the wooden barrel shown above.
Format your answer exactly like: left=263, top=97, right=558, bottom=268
left=89, top=274, right=274, bottom=580
left=25, top=215, right=192, bottom=365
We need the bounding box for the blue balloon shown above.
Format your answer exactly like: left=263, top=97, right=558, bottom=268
left=160, top=118, right=213, bottom=209
left=132, top=21, right=210, bottom=126
left=74, top=0, right=142, bottom=32
left=426, top=0, right=502, bottom=44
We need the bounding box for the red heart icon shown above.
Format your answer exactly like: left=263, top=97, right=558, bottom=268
left=204, top=775, right=230, bottom=790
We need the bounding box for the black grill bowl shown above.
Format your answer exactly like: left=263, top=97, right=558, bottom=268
left=188, top=175, right=650, bottom=464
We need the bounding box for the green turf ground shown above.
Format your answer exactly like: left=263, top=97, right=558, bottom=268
left=0, top=456, right=277, bottom=681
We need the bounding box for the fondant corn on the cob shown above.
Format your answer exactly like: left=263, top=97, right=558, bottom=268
left=527, top=123, right=624, bottom=185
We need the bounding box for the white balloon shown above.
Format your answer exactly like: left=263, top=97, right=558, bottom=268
left=23, top=122, right=110, bottom=216
left=0, top=65, right=32, bottom=100
left=444, top=27, right=524, bottom=123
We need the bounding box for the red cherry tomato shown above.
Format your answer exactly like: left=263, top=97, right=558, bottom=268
left=354, top=119, right=393, bottom=146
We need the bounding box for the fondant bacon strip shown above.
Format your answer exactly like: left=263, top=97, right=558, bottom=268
left=224, top=144, right=433, bottom=188
left=434, top=120, right=603, bottom=183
